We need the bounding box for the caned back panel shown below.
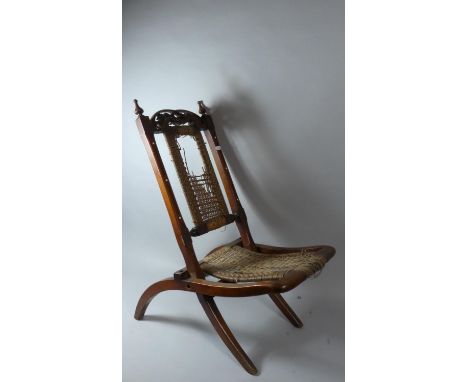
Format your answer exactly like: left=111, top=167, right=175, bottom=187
left=150, top=109, right=230, bottom=233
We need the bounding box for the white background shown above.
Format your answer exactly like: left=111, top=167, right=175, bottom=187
left=1, top=0, right=467, bottom=381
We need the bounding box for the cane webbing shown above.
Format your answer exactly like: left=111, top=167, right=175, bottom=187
left=200, top=245, right=329, bottom=282
left=165, top=129, right=229, bottom=231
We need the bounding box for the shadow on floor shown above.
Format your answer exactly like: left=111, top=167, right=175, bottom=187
left=143, top=314, right=213, bottom=334
left=142, top=294, right=344, bottom=374
left=248, top=296, right=344, bottom=370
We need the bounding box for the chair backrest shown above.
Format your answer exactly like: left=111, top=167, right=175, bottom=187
left=158, top=109, right=234, bottom=236
left=134, top=99, right=255, bottom=276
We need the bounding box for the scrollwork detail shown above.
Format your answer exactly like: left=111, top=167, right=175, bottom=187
left=150, top=109, right=201, bottom=132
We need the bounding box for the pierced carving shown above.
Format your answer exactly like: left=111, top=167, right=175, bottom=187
left=150, top=109, right=202, bottom=133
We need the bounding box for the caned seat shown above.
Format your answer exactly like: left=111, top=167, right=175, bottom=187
left=201, top=244, right=334, bottom=282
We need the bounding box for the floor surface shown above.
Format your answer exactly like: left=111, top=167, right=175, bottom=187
left=123, top=249, right=344, bottom=382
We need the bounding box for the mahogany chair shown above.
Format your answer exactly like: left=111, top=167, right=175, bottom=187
left=132, top=99, right=335, bottom=375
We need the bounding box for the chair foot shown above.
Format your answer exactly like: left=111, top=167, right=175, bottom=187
left=269, top=293, right=303, bottom=328
left=134, top=278, right=180, bottom=320
left=197, top=294, right=258, bottom=375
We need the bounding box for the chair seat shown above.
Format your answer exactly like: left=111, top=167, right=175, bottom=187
left=200, top=244, right=333, bottom=282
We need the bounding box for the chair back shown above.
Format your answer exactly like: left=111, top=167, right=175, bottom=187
left=134, top=100, right=255, bottom=275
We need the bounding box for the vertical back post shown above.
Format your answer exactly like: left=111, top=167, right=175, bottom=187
left=198, top=101, right=256, bottom=250
left=134, top=100, right=204, bottom=278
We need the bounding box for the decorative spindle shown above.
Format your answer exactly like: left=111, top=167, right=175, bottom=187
left=198, top=100, right=209, bottom=115
left=134, top=99, right=144, bottom=116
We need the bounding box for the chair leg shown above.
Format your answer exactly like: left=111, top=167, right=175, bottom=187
left=269, top=293, right=303, bottom=328
left=197, top=294, right=258, bottom=376
left=134, top=278, right=180, bottom=320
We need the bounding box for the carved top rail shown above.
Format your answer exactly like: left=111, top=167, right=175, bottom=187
left=134, top=99, right=212, bottom=135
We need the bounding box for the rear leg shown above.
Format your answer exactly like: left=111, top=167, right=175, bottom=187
left=269, top=293, right=303, bottom=328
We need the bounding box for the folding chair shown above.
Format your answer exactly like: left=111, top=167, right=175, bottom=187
left=132, top=99, right=335, bottom=375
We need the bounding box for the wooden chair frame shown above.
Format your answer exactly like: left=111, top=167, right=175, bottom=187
left=132, top=99, right=335, bottom=375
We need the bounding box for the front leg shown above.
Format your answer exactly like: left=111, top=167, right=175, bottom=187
left=197, top=294, right=258, bottom=375
left=134, top=277, right=182, bottom=320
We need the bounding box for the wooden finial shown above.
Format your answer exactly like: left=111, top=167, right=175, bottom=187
left=134, top=99, right=144, bottom=116
left=198, top=100, right=209, bottom=115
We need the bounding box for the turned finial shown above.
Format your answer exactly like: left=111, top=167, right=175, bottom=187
left=133, top=99, right=144, bottom=116
left=198, top=100, right=209, bottom=115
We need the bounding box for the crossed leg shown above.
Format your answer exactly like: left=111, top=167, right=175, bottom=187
left=197, top=294, right=258, bottom=375
left=135, top=282, right=258, bottom=375
left=269, top=293, right=303, bottom=328
left=135, top=281, right=300, bottom=375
